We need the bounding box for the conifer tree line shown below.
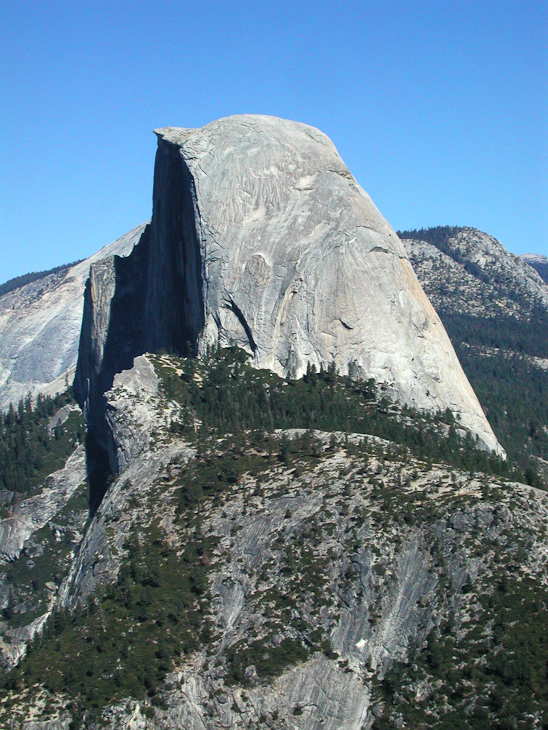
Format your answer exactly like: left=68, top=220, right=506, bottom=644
left=0, top=260, right=82, bottom=299
left=0, top=391, right=83, bottom=496
left=155, top=347, right=522, bottom=483
left=398, top=225, right=548, bottom=484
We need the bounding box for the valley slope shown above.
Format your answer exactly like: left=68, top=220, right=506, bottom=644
left=401, top=226, right=548, bottom=482
left=1, top=351, right=546, bottom=730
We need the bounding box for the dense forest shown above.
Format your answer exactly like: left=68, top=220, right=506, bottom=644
left=0, top=342, right=533, bottom=505
left=152, top=347, right=526, bottom=483
left=0, top=391, right=84, bottom=497
left=397, top=225, right=463, bottom=248
left=451, top=339, right=548, bottom=475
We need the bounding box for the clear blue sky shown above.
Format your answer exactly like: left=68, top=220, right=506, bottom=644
left=1, top=0, right=546, bottom=283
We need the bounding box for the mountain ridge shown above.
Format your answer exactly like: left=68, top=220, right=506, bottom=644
left=520, top=252, right=548, bottom=283
left=401, top=225, right=548, bottom=483
left=0, top=223, right=147, bottom=412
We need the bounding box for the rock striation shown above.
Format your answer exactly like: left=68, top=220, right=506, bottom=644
left=0, top=224, right=147, bottom=411
left=75, top=115, right=502, bottom=455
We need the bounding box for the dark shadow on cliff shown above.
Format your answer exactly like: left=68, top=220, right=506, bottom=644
left=85, top=431, right=113, bottom=516
left=74, top=227, right=152, bottom=510
left=74, top=136, right=206, bottom=511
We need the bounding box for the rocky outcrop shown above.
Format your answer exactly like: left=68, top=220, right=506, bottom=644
left=75, top=115, right=501, bottom=455
left=73, top=226, right=151, bottom=446
left=104, top=356, right=162, bottom=473
left=0, top=444, right=88, bottom=668
left=0, top=446, right=86, bottom=563
left=521, top=252, right=548, bottom=283
left=0, top=223, right=147, bottom=411
left=404, top=228, right=548, bottom=319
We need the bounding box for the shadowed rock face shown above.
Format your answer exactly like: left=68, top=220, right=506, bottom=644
left=73, top=139, right=205, bottom=455
left=144, top=131, right=204, bottom=354
left=0, top=224, right=147, bottom=411
left=73, top=226, right=152, bottom=449
left=75, top=115, right=500, bottom=454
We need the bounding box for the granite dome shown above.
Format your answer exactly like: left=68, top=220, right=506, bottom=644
left=146, top=115, right=501, bottom=453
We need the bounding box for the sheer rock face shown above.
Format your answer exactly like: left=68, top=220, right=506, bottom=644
left=149, top=116, right=500, bottom=454
left=0, top=224, right=147, bottom=411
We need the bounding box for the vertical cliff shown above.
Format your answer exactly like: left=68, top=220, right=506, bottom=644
left=144, top=134, right=204, bottom=354
left=73, top=139, right=206, bottom=475
left=0, top=224, right=146, bottom=411
left=73, top=227, right=151, bottom=473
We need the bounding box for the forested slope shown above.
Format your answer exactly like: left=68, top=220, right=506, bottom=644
left=401, top=226, right=548, bottom=484
left=0, top=350, right=546, bottom=730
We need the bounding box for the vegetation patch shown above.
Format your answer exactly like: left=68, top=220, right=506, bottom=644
left=0, top=260, right=82, bottom=299
left=225, top=636, right=310, bottom=685
left=0, top=516, right=217, bottom=725
left=0, top=391, right=84, bottom=496
left=151, top=347, right=515, bottom=481
left=371, top=520, right=548, bottom=729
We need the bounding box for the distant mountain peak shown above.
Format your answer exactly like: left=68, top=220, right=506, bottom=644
left=520, top=252, right=548, bottom=283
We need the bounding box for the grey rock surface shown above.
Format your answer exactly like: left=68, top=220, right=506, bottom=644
left=4, top=354, right=548, bottom=728
left=53, top=440, right=548, bottom=729
left=0, top=445, right=86, bottom=562
left=155, top=116, right=501, bottom=453
left=520, top=252, right=548, bottom=283
left=104, top=355, right=161, bottom=473
left=0, top=223, right=147, bottom=411
left=0, top=444, right=88, bottom=668
left=12, top=720, right=71, bottom=730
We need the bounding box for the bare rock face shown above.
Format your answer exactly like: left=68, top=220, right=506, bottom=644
left=0, top=223, right=147, bottom=411
left=0, top=446, right=87, bottom=563
left=149, top=116, right=501, bottom=453
left=0, top=444, right=88, bottom=668
left=73, top=116, right=501, bottom=455
left=105, top=355, right=164, bottom=474
left=520, top=252, right=548, bottom=283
